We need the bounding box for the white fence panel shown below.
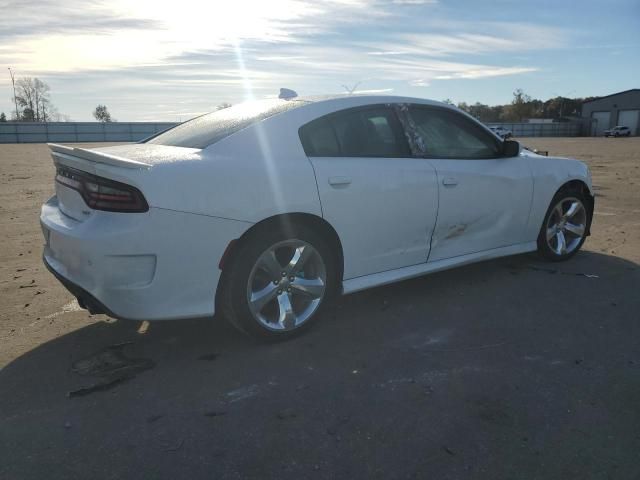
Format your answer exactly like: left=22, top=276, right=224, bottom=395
left=0, top=122, right=178, bottom=144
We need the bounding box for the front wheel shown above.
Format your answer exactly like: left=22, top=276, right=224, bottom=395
left=537, top=191, right=589, bottom=261
left=218, top=225, right=338, bottom=339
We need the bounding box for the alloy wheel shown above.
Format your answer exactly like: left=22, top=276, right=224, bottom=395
left=545, top=197, right=587, bottom=256
left=246, top=240, right=326, bottom=331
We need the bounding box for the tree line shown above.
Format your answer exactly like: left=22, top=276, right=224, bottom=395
left=3, top=81, right=598, bottom=124
left=1, top=74, right=118, bottom=123
left=450, top=89, right=599, bottom=123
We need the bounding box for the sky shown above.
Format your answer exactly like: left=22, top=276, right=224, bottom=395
left=1, top=0, right=638, bottom=121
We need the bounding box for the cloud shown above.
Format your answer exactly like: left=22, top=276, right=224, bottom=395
left=0, top=0, right=158, bottom=38
left=433, top=67, right=538, bottom=80
left=0, top=0, right=564, bottom=119
left=366, top=23, right=567, bottom=58
left=392, top=0, right=437, bottom=4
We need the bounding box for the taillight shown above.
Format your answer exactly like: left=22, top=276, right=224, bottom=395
left=55, top=165, right=149, bottom=213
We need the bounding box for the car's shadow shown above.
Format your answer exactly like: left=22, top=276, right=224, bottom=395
left=2, top=250, right=639, bottom=480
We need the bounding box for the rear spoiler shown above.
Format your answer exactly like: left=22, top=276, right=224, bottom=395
left=47, top=143, right=151, bottom=169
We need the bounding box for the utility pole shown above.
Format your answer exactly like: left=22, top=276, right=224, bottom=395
left=8, top=67, right=19, bottom=121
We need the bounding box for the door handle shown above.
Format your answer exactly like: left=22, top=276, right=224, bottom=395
left=442, top=177, right=458, bottom=186
left=328, top=176, right=352, bottom=187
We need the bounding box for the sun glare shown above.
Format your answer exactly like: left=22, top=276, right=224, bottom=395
left=10, top=0, right=315, bottom=73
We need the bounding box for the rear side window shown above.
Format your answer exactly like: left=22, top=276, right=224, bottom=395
left=408, top=106, right=501, bottom=159
left=299, top=106, right=410, bottom=158
left=299, top=118, right=340, bottom=156
left=147, top=99, right=307, bottom=149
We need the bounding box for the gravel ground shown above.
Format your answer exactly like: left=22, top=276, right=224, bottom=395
left=1, top=138, right=639, bottom=479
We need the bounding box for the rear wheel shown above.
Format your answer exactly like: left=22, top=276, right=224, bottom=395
left=218, top=225, right=338, bottom=339
left=537, top=190, right=589, bottom=261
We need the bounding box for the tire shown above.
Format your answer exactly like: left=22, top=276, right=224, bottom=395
left=218, top=223, right=339, bottom=339
left=537, top=188, right=590, bottom=262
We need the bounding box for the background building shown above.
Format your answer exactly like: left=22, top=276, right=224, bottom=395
left=582, top=89, right=640, bottom=136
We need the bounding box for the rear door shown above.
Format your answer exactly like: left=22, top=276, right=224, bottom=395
left=406, top=105, right=533, bottom=262
left=301, top=105, right=439, bottom=279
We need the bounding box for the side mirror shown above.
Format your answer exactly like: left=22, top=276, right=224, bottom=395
left=502, top=140, right=520, bottom=158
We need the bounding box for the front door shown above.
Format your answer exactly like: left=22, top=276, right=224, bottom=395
left=406, top=105, right=533, bottom=262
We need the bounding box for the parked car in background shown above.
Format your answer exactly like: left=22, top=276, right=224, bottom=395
left=604, top=126, right=631, bottom=137
left=489, top=126, right=513, bottom=139
left=41, top=94, right=594, bottom=339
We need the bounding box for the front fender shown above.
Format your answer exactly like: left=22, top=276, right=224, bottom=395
left=523, top=154, right=593, bottom=241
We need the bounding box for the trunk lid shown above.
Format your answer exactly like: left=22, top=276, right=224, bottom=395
left=48, top=143, right=201, bottom=220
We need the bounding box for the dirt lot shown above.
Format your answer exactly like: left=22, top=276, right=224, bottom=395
left=1, top=138, right=639, bottom=479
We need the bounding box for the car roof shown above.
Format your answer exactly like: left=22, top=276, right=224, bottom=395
left=277, top=94, right=461, bottom=124
left=294, top=94, right=451, bottom=109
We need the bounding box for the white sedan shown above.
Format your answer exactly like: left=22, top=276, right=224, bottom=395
left=489, top=126, right=513, bottom=139
left=41, top=95, right=594, bottom=338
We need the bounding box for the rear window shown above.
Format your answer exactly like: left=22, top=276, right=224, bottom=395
left=146, top=99, right=307, bottom=149
left=299, top=106, right=410, bottom=158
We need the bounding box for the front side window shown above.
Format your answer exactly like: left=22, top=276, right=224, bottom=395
left=408, top=106, right=502, bottom=159
left=299, top=106, right=410, bottom=158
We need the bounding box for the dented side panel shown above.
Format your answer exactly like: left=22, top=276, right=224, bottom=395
left=427, top=156, right=534, bottom=262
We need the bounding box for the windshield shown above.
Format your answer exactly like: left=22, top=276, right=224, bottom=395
left=146, top=99, right=308, bottom=149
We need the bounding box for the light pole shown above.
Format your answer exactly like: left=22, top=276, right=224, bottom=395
left=8, top=67, right=19, bottom=121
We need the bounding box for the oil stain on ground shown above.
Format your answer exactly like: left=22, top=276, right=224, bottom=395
left=68, top=342, right=155, bottom=397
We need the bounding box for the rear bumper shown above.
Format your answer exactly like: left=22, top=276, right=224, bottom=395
left=40, top=196, right=250, bottom=321
left=44, top=255, right=122, bottom=318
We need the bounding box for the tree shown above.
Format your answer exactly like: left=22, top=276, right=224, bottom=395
left=22, top=108, right=35, bottom=121
left=468, top=102, right=493, bottom=122
left=93, top=104, right=113, bottom=122
left=503, top=88, right=533, bottom=121
left=0, top=112, right=6, bottom=122
left=457, top=101, right=469, bottom=112
left=542, top=96, right=582, bottom=118
left=491, top=105, right=505, bottom=122
left=457, top=102, right=504, bottom=122
left=15, top=77, right=54, bottom=122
